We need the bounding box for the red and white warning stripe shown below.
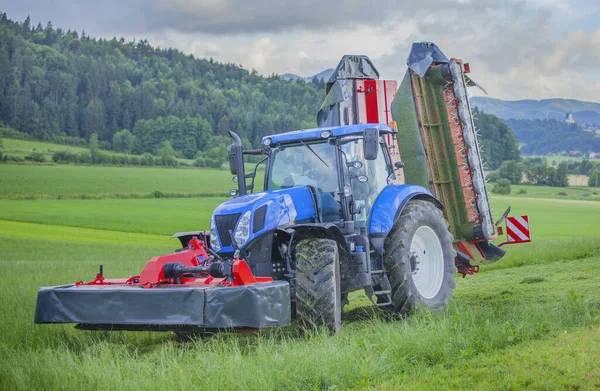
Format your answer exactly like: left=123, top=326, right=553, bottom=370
left=506, top=215, right=531, bottom=243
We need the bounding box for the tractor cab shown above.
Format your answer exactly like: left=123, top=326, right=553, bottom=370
left=264, top=124, right=397, bottom=229
left=227, top=123, right=399, bottom=236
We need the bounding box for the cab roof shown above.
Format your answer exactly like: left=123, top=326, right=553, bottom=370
left=261, top=123, right=395, bottom=146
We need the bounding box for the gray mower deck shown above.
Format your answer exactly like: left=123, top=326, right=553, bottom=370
left=35, top=281, right=290, bottom=330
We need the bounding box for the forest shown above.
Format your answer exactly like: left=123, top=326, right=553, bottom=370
left=0, top=13, right=519, bottom=167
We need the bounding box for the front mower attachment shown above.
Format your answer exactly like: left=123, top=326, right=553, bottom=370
left=34, top=237, right=291, bottom=331
left=35, top=281, right=290, bottom=330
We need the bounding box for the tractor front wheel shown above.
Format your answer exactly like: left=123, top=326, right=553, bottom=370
left=294, top=238, right=342, bottom=334
left=383, top=200, right=455, bottom=315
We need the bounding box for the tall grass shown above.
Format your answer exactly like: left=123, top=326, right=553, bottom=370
left=0, top=235, right=599, bottom=390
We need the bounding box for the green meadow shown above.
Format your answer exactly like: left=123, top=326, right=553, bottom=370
left=0, top=163, right=243, bottom=199
left=0, top=163, right=599, bottom=390
left=2, top=138, right=104, bottom=159
left=508, top=183, right=600, bottom=201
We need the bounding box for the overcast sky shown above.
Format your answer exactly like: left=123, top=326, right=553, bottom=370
left=2, top=0, right=599, bottom=102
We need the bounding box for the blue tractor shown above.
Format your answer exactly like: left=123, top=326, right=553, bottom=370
left=213, top=123, right=455, bottom=333
left=38, top=44, right=510, bottom=335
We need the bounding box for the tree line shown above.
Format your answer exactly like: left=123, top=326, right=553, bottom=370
left=487, top=156, right=600, bottom=189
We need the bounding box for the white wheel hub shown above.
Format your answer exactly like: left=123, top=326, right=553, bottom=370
left=409, top=226, right=444, bottom=299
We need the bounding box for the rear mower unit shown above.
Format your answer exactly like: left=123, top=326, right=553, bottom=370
left=35, top=42, right=529, bottom=334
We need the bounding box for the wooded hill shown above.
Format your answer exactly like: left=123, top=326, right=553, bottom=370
left=0, top=13, right=519, bottom=167
left=0, top=13, right=323, bottom=158
left=504, top=119, right=600, bottom=155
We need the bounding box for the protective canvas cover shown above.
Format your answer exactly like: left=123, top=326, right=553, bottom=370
left=34, top=281, right=291, bottom=329
left=318, top=55, right=380, bottom=128
left=406, top=42, right=449, bottom=77
left=326, top=55, right=379, bottom=86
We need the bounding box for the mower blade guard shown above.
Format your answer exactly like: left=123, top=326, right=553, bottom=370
left=34, top=281, right=291, bottom=330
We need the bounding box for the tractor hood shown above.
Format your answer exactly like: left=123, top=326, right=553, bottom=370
left=210, top=187, right=317, bottom=253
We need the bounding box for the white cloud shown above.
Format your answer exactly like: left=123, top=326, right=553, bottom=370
left=249, top=37, right=277, bottom=72
left=296, top=51, right=309, bottom=60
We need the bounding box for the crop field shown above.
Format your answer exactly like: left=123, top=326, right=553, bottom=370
left=1, top=164, right=599, bottom=389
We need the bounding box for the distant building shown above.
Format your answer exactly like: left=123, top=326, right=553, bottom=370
left=565, top=112, right=575, bottom=124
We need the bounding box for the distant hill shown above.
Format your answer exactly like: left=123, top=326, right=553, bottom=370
left=505, top=118, right=600, bottom=155
left=279, top=68, right=334, bottom=83
left=471, top=97, right=600, bottom=124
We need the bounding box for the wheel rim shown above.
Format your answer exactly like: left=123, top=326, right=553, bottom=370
left=410, top=226, right=444, bottom=299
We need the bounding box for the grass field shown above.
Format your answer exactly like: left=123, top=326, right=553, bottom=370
left=0, top=164, right=599, bottom=389
left=508, top=183, right=600, bottom=201
left=0, top=164, right=243, bottom=199
left=3, top=138, right=99, bottom=158
left=0, top=164, right=264, bottom=199
left=1, top=139, right=265, bottom=170
left=2, top=138, right=134, bottom=161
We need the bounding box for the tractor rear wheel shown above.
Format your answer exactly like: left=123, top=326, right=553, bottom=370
left=383, top=200, right=455, bottom=315
left=294, top=238, right=342, bottom=334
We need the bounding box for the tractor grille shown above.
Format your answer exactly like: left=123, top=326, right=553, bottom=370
left=215, top=213, right=241, bottom=247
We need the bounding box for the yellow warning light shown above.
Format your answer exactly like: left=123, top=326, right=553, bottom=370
left=389, top=120, right=398, bottom=131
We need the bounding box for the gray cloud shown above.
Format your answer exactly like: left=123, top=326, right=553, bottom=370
left=0, top=0, right=155, bottom=35
left=147, top=0, right=510, bottom=35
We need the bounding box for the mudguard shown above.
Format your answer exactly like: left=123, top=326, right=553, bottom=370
left=368, top=184, right=442, bottom=235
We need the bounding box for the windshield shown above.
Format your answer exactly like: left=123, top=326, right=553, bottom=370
left=268, top=141, right=339, bottom=193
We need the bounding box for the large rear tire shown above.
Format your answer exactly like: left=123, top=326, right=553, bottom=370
left=383, top=200, right=455, bottom=315
left=294, top=238, right=342, bottom=334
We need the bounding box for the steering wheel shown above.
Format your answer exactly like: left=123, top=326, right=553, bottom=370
left=282, top=174, right=295, bottom=188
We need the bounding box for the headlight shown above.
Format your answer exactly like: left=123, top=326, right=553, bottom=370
left=209, top=217, right=221, bottom=252
left=234, top=210, right=251, bottom=248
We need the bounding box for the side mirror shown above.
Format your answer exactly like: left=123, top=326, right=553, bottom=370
left=228, top=130, right=246, bottom=195
left=227, top=144, right=238, bottom=175
left=363, top=128, right=379, bottom=160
